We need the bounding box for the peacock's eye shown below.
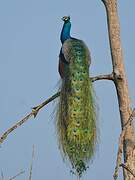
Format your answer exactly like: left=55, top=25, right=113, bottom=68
left=84, top=129, right=88, bottom=133
left=80, top=78, right=83, bottom=81
left=70, top=147, right=73, bottom=151
left=71, top=73, right=74, bottom=77
left=76, top=88, right=79, bottom=91
left=73, top=128, right=77, bottom=134
left=83, top=148, right=87, bottom=152
left=77, top=57, right=81, bottom=62
left=76, top=121, right=80, bottom=126
left=76, top=96, right=80, bottom=100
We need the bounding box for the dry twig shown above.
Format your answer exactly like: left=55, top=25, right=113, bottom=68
left=0, top=92, right=60, bottom=145
left=8, top=170, right=25, bottom=180
left=28, top=145, right=35, bottom=180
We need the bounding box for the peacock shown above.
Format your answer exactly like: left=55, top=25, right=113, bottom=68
left=57, top=16, right=97, bottom=178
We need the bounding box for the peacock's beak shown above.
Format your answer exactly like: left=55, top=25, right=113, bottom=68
left=61, top=17, right=65, bottom=21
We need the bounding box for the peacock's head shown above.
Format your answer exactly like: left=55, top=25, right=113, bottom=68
left=62, top=16, right=70, bottom=23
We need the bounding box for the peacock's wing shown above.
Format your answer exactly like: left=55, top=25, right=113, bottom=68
left=59, top=38, right=91, bottom=78
left=58, top=48, right=69, bottom=78
left=62, top=38, right=91, bottom=67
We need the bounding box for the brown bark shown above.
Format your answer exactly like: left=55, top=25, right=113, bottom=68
left=101, top=0, right=135, bottom=179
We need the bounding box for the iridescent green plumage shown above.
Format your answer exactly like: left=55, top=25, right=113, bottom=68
left=57, top=17, right=97, bottom=177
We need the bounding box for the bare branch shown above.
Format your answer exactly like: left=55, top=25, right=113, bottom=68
left=0, top=113, right=33, bottom=145
left=91, top=73, right=114, bottom=82
left=8, top=170, right=25, bottom=180
left=123, top=108, right=135, bottom=128
left=113, top=130, right=125, bottom=180
left=28, top=145, right=35, bottom=180
left=113, top=109, right=135, bottom=179
left=0, top=92, right=60, bottom=145
left=31, top=91, right=60, bottom=117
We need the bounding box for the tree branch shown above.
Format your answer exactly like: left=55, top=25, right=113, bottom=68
left=28, top=145, right=35, bottom=180
left=0, top=74, right=113, bottom=145
left=91, top=73, right=114, bottom=82
left=113, top=109, right=135, bottom=179
left=101, top=0, right=135, bottom=179
left=8, top=170, right=25, bottom=180
left=0, top=92, right=60, bottom=145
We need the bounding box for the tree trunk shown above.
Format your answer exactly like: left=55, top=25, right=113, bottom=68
left=101, top=0, right=135, bottom=179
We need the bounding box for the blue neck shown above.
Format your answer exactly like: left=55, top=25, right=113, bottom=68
left=60, top=21, right=71, bottom=44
